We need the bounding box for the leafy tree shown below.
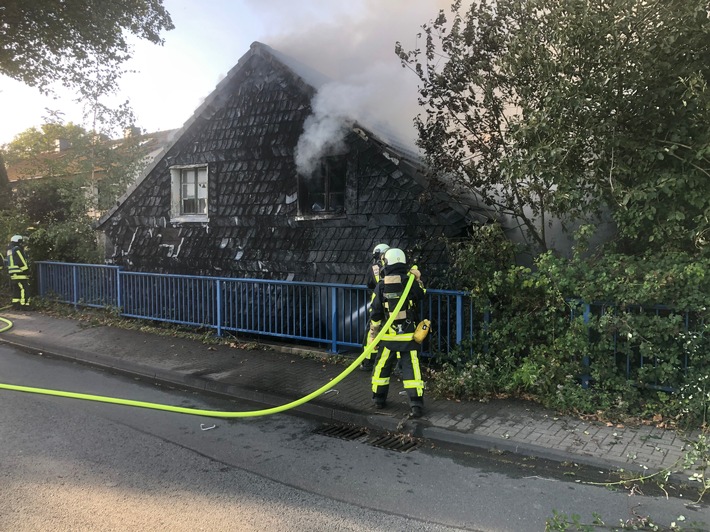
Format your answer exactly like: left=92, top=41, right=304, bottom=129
left=15, top=179, right=102, bottom=263
left=1, top=120, right=150, bottom=264
left=8, top=175, right=102, bottom=264
left=0, top=0, right=173, bottom=95
left=397, top=0, right=710, bottom=254
left=0, top=152, right=11, bottom=211
left=4, top=121, right=92, bottom=173
left=1, top=1, right=172, bottom=150
left=4, top=121, right=147, bottom=214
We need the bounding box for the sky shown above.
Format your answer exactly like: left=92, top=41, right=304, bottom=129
left=0, top=0, right=452, bottom=148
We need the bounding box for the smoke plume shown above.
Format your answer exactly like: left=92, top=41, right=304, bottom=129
left=294, top=70, right=405, bottom=175
left=294, top=82, right=356, bottom=176
left=246, top=0, right=453, bottom=174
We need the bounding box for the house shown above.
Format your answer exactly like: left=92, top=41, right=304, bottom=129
left=6, top=128, right=178, bottom=218
left=96, top=42, right=494, bottom=286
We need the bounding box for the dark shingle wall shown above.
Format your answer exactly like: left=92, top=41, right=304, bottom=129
left=101, top=50, right=469, bottom=287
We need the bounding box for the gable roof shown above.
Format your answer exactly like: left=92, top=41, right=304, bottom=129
left=97, top=41, right=493, bottom=230
left=97, top=42, right=310, bottom=227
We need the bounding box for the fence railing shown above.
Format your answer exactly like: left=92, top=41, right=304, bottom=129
left=37, top=261, right=481, bottom=356
left=36, top=262, right=703, bottom=391
left=571, top=301, right=698, bottom=391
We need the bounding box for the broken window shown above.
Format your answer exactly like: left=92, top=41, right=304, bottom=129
left=170, top=164, right=209, bottom=222
left=298, top=157, right=346, bottom=215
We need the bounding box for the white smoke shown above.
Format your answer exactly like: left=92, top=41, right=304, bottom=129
left=294, top=66, right=413, bottom=175
left=294, top=83, right=355, bottom=176
left=245, top=0, right=454, bottom=174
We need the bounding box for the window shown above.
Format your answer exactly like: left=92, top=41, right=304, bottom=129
left=180, top=167, right=208, bottom=214
left=170, top=164, right=208, bottom=222
left=298, top=157, right=346, bottom=216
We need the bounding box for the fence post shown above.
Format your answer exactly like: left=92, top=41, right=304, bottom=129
left=37, top=262, right=44, bottom=298
left=582, top=302, right=591, bottom=389
left=455, top=294, right=463, bottom=345
left=331, top=286, right=338, bottom=353
left=72, top=265, right=79, bottom=308
left=216, top=279, right=222, bottom=337
left=116, top=268, right=122, bottom=313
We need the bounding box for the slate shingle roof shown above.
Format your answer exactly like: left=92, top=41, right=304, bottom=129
left=97, top=42, right=493, bottom=287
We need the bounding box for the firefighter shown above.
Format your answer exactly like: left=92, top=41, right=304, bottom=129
left=360, top=243, right=389, bottom=371
left=369, top=247, right=426, bottom=418
left=7, top=235, right=30, bottom=309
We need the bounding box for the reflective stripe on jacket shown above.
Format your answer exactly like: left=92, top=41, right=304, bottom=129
left=370, top=263, right=425, bottom=340
left=7, top=245, right=29, bottom=276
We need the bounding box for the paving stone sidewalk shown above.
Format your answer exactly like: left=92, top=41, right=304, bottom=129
left=0, top=310, right=701, bottom=483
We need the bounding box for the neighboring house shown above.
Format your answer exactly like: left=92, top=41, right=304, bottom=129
left=96, top=42, right=494, bottom=286
left=6, top=129, right=177, bottom=218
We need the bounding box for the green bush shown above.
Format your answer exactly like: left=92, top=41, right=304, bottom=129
left=432, top=224, right=710, bottom=426
left=1, top=178, right=102, bottom=265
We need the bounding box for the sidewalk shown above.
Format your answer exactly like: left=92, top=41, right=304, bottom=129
left=0, top=309, right=698, bottom=483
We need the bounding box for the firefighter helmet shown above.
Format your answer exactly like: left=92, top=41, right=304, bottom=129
left=372, top=243, right=389, bottom=260
left=383, top=248, right=406, bottom=266
left=10, top=235, right=23, bottom=243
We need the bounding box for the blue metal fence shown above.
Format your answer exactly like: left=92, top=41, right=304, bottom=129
left=572, top=301, right=697, bottom=391
left=37, top=261, right=480, bottom=356
left=35, top=261, right=706, bottom=393
left=38, top=262, right=120, bottom=309
left=36, top=261, right=704, bottom=390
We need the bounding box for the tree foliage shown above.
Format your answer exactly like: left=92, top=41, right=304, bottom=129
left=433, top=228, right=710, bottom=426
left=1, top=173, right=103, bottom=264
left=0, top=0, right=173, bottom=94
left=397, top=0, right=710, bottom=254
left=5, top=121, right=147, bottom=213
left=0, top=152, right=11, bottom=211
left=13, top=178, right=101, bottom=263
left=0, top=121, right=151, bottom=264
left=4, top=122, right=91, bottom=167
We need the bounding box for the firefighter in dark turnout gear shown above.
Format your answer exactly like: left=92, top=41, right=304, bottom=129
left=369, top=248, right=426, bottom=418
left=7, top=235, right=30, bottom=309
left=365, top=243, right=389, bottom=294
left=360, top=243, right=389, bottom=372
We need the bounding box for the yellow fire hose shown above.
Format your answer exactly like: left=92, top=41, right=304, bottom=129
left=0, top=275, right=414, bottom=418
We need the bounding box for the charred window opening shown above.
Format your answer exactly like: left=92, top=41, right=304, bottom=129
left=298, top=157, right=346, bottom=215
left=170, top=164, right=209, bottom=222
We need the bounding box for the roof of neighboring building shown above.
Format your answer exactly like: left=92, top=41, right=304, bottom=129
left=5, top=128, right=179, bottom=183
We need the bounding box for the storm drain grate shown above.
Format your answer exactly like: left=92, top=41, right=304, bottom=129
left=368, top=434, right=419, bottom=453
left=313, top=424, right=419, bottom=453
left=313, top=424, right=369, bottom=441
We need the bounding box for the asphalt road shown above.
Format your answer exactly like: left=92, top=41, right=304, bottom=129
left=0, top=345, right=705, bottom=531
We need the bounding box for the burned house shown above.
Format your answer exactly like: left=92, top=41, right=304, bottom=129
left=96, top=42, right=490, bottom=286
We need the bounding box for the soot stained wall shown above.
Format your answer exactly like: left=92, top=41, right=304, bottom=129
left=100, top=44, right=470, bottom=287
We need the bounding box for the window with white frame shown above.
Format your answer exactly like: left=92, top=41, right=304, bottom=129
left=170, top=164, right=208, bottom=222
